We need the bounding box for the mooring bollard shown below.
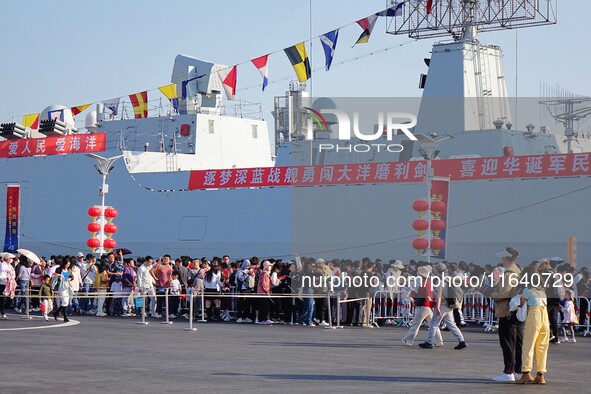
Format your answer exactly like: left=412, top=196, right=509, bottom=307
left=184, top=290, right=197, bottom=331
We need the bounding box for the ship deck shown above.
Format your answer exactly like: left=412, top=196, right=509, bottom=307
left=0, top=314, right=588, bottom=393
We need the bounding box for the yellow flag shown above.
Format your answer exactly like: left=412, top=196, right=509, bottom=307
left=71, top=103, right=92, bottom=116
left=158, top=83, right=178, bottom=100
left=22, top=113, right=40, bottom=129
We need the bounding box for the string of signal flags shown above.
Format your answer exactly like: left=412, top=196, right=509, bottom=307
left=13, top=1, right=424, bottom=130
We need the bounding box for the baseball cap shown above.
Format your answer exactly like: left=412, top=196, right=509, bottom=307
left=76, top=252, right=84, bottom=258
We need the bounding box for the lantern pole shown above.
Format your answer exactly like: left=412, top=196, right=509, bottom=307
left=99, top=171, right=107, bottom=255
left=86, top=154, right=123, bottom=256
left=426, top=161, right=432, bottom=265
left=415, top=134, right=452, bottom=264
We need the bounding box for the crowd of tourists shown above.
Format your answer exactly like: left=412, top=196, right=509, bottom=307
left=0, top=247, right=589, bottom=385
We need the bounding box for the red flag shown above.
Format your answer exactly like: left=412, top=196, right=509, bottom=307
left=217, top=66, right=237, bottom=100
left=427, top=0, right=433, bottom=15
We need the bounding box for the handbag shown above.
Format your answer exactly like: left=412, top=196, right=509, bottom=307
left=516, top=304, right=527, bottom=322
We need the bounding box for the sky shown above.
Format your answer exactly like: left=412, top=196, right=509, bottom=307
left=0, top=0, right=589, bottom=130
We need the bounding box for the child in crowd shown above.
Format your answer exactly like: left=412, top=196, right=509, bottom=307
left=39, top=275, right=53, bottom=322
left=560, top=290, right=578, bottom=343
left=169, top=271, right=181, bottom=318
left=109, top=277, right=124, bottom=316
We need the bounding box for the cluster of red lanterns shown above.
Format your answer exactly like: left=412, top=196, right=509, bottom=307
left=86, top=206, right=118, bottom=252
left=411, top=197, right=447, bottom=255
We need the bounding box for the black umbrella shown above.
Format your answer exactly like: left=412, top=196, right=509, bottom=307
left=114, top=248, right=132, bottom=255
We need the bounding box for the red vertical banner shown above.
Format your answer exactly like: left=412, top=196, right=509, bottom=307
left=431, top=178, right=449, bottom=259
left=3, top=184, right=20, bottom=253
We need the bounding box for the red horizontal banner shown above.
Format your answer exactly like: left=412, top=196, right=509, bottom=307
left=0, top=133, right=106, bottom=159
left=188, top=153, right=591, bottom=190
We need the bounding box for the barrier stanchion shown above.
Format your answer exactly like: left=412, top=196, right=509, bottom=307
left=199, top=290, right=207, bottom=322
left=583, top=297, right=591, bottom=337
left=184, top=291, right=197, bottom=331
left=137, top=290, right=148, bottom=325
left=324, top=291, right=334, bottom=330
left=21, top=285, right=32, bottom=320
left=162, top=288, right=172, bottom=324
left=334, top=292, right=344, bottom=329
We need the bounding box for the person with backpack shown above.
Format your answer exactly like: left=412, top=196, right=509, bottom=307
left=51, top=260, right=72, bottom=323
left=235, top=260, right=254, bottom=323
left=418, top=262, right=466, bottom=350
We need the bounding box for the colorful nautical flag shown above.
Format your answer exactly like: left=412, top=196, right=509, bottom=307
left=22, top=113, right=39, bottom=129
left=319, top=29, right=339, bottom=71
left=251, top=54, right=269, bottom=91
left=71, top=103, right=92, bottom=116
left=353, top=14, right=378, bottom=46
left=103, top=97, right=120, bottom=116
left=181, top=74, right=207, bottom=100
left=217, top=65, right=238, bottom=100
left=158, top=83, right=179, bottom=112
left=376, top=2, right=405, bottom=17
left=284, top=42, right=311, bottom=82
left=427, top=0, right=434, bottom=15
left=129, top=91, right=148, bottom=118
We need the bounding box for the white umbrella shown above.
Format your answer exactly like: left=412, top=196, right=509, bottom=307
left=17, top=248, right=40, bottom=264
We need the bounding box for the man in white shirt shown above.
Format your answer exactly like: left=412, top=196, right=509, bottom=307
left=137, top=257, right=157, bottom=317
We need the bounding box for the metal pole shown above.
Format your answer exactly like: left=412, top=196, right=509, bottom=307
left=199, top=290, right=207, bottom=322
left=426, top=158, right=432, bottom=265
left=185, top=291, right=197, bottom=331
left=325, top=291, right=334, bottom=329
left=335, top=293, right=343, bottom=329
left=99, top=173, right=107, bottom=255
left=21, top=284, right=32, bottom=320
left=162, top=288, right=172, bottom=324
left=137, top=290, right=148, bottom=325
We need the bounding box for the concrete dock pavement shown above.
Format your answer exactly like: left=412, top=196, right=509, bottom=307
left=0, top=315, right=588, bottom=393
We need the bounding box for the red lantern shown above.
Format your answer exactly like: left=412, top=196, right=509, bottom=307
left=104, top=207, right=118, bottom=222
left=412, top=199, right=429, bottom=218
left=430, top=219, right=445, bottom=237
left=412, top=219, right=429, bottom=238
left=87, top=222, right=101, bottom=233
left=88, top=206, right=101, bottom=219
left=104, top=223, right=118, bottom=235
left=430, top=200, right=446, bottom=218
left=430, top=238, right=445, bottom=254
left=103, top=238, right=117, bottom=250
left=412, top=238, right=429, bottom=255
left=87, top=237, right=100, bottom=249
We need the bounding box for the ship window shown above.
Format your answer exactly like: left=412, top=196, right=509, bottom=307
left=208, top=119, right=214, bottom=134
left=252, top=124, right=258, bottom=138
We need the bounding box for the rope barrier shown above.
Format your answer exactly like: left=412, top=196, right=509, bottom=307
left=5, top=287, right=591, bottom=336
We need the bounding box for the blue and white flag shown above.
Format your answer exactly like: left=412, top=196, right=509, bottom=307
left=376, top=2, right=405, bottom=17
left=102, top=97, right=120, bottom=115
left=319, top=29, right=339, bottom=71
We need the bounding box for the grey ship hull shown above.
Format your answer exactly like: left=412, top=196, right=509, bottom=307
left=2, top=144, right=590, bottom=265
